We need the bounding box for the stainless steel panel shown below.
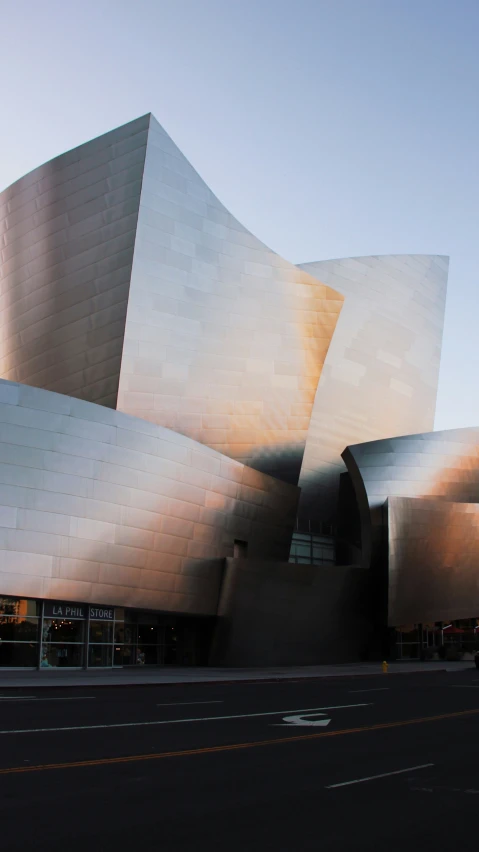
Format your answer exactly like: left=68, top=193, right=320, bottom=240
left=388, top=497, right=479, bottom=625
left=297, top=255, right=448, bottom=524
left=0, top=380, right=298, bottom=615
left=346, top=427, right=479, bottom=513
left=0, top=116, right=150, bottom=408
left=344, top=428, right=479, bottom=624
left=116, top=117, right=344, bottom=484
left=1, top=114, right=345, bottom=486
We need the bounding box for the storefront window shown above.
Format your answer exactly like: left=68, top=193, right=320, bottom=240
left=0, top=597, right=40, bottom=667
left=88, top=645, right=112, bottom=667
left=41, top=607, right=85, bottom=668
left=41, top=644, right=84, bottom=668
left=138, top=625, right=160, bottom=644
left=116, top=645, right=135, bottom=666
left=137, top=645, right=159, bottom=665
left=0, top=597, right=211, bottom=669
left=43, top=619, right=84, bottom=644
left=0, top=642, right=38, bottom=666
left=89, top=621, right=113, bottom=644
left=123, top=624, right=137, bottom=645
left=114, top=623, right=125, bottom=643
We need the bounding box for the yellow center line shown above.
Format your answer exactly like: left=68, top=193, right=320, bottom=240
left=2, top=706, right=479, bottom=776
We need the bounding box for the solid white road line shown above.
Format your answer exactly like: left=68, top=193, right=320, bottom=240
left=326, top=763, right=434, bottom=789
left=349, top=688, right=390, bottom=693
left=156, top=701, right=224, bottom=707
left=0, top=702, right=370, bottom=735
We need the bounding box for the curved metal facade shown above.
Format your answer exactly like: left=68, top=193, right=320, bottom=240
left=0, top=114, right=455, bottom=645
left=116, top=116, right=344, bottom=483
left=0, top=115, right=344, bottom=486
left=0, top=380, right=298, bottom=615
left=297, top=255, right=448, bottom=525
left=344, top=429, right=479, bottom=625
left=388, top=496, right=479, bottom=625
left=0, top=115, right=150, bottom=408
left=345, top=427, right=479, bottom=512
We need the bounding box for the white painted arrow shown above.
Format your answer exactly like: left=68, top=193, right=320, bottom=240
left=275, top=712, right=331, bottom=727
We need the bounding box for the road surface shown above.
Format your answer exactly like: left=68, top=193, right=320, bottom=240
left=1, top=668, right=479, bottom=850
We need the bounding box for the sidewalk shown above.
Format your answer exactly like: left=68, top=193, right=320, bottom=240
left=0, top=661, right=473, bottom=688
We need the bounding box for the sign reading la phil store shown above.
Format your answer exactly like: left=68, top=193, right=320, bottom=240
left=43, top=601, right=114, bottom=621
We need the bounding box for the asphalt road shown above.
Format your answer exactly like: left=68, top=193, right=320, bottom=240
left=2, top=668, right=479, bottom=850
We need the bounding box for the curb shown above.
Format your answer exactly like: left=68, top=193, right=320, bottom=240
left=0, top=667, right=458, bottom=691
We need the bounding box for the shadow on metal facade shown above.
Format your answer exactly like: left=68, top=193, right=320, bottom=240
left=0, top=380, right=298, bottom=614
left=297, top=255, right=448, bottom=525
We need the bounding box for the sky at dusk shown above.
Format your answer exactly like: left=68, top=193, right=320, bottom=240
left=0, top=0, right=477, bottom=430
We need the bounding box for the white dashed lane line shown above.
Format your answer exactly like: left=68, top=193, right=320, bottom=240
left=326, top=764, right=434, bottom=789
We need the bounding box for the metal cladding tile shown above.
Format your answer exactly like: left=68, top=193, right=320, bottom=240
left=137, top=568, right=178, bottom=593
left=98, top=562, right=142, bottom=587
left=161, top=515, right=195, bottom=539
left=192, top=522, right=219, bottom=544
left=54, top=557, right=101, bottom=584
left=152, top=532, right=192, bottom=558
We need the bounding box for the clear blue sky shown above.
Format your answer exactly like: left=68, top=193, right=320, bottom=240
left=1, top=0, right=477, bottom=431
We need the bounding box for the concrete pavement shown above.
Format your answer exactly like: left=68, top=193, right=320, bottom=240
left=0, top=659, right=473, bottom=688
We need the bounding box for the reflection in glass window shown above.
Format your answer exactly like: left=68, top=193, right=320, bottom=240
left=0, top=597, right=40, bottom=617
left=0, top=617, right=39, bottom=643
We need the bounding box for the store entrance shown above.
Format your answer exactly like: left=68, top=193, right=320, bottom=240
left=116, top=612, right=213, bottom=667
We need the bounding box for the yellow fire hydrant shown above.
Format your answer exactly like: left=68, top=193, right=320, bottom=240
left=382, top=660, right=389, bottom=674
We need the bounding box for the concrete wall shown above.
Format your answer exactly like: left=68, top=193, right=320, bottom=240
left=209, top=558, right=372, bottom=666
